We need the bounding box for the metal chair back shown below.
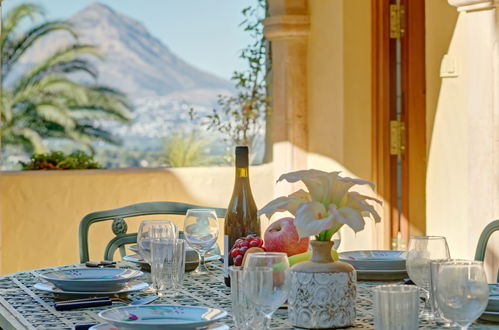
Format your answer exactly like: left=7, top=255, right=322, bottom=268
left=78, top=201, right=226, bottom=263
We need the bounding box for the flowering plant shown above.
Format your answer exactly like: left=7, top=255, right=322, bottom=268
left=258, top=170, right=382, bottom=241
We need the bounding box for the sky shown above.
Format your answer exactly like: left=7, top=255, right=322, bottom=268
left=2, top=0, right=254, bottom=80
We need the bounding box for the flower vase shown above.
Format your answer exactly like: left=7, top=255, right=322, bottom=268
left=288, top=240, right=357, bottom=328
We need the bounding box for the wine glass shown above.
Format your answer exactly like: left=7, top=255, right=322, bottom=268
left=434, top=260, right=489, bottom=329
left=137, top=220, right=177, bottom=263
left=183, top=209, right=219, bottom=275
left=243, top=252, right=290, bottom=329
left=406, top=236, right=450, bottom=320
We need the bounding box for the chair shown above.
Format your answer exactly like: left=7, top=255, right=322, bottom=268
left=474, top=219, right=499, bottom=282
left=79, top=201, right=226, bottom=263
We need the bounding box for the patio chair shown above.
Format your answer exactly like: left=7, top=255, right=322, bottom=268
left=79, top=201, right=226, bottom=263
left=474, top=219, right=499, bottom=282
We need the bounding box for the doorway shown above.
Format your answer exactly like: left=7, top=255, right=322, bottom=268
left=372, top=0, right=426, bottom=250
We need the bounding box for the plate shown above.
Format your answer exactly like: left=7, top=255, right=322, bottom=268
left=89, top=322, right=229, bottom=330
left=340, top=250, right=406, bottom=271
left=123, top=254, right=221, bottom=272
left=487, top=284, right=499, bottom=312
left=33, top=280, right=148, bottom=296
left=480, top=311, right=499, bottom=323
left=39, top=268, right=143, bottom=292
left=356, top=269, right=408, bottom=281
left=98, top=305, right=228, bottom=329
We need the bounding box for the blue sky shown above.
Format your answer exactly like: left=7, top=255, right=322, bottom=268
left=2, top=0, right=254, bottom=80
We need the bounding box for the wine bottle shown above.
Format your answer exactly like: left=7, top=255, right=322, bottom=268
left=224, top=146, right=261, bottom=286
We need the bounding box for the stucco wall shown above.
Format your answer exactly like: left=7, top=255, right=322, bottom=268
left=426, top=2, right=499, bottom=281
left=307, top=0, right=379, bottom=250
left=0, top=165, right=274, bottom=274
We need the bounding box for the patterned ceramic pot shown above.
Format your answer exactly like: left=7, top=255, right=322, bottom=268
left=288, top=240, right=357, bottom=328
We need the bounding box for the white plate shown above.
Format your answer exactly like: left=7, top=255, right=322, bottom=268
left=480, top=311, right=499, bottom=323
left=39, top=268, right=143, bottom=292
left=98, top=305, right=228, bottom=329
left=340, top=250, right=406, bottom=271
left=356, top=269, right=408, bottom=281
left=89, top=322, right=229, bottom=330
left=34, top=280, right=148, bottom=296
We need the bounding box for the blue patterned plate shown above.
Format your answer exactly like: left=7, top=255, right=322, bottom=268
left=34, top=280, right=148, bottom=296
left=39, top=268, right=143, bottom=292
left=98, top=305, right=228, bottom=329
left=89, top=322, right=229, bottom=330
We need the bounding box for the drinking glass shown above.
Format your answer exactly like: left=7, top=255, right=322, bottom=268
left=406, top=236, right=450, bottom=319
left=374, top=284, right=419, bottom=330
left=137, top=220, right=178, bottom=263
left=150, top=238, right=186, bottom=297
left=183, top=209, right=219, bottom=275
left=243, top=252, right=290, bottom=329
left=229, top=266, right=262, bottom=329
left=429, top=259, right=459, bottom=327
left=434, top=260, right=489, bottom=329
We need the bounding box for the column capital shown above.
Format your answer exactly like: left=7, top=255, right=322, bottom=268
left=263, top=15, right=310, bottom=41
left=448, top=0, right=498, bottom=11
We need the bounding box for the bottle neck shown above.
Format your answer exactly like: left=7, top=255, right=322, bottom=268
left=236, top=167, right=249, bottom=178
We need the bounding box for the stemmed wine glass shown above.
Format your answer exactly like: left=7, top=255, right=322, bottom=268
left=183, top=209, right=219, bottom=275
left=434, top=260, right=489, bottom=329
left=243, top=252, right=290, bottom=329
left=406, top=236, right=450, bottom=320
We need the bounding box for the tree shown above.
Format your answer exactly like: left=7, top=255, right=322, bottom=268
left=0, top=3, right=132, bottom=154
left=190, top=0, right=270, bottom=153
left=163, top=130, right=215, bottom=167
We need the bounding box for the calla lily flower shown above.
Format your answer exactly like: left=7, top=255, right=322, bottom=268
left=260, top=169, right=382, bottom=240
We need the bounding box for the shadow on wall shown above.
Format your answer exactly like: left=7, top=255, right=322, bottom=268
left=0, top=165, right=274, bottom=274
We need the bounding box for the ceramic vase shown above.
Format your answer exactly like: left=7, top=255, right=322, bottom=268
left=288, top=240, right=357, bottom=328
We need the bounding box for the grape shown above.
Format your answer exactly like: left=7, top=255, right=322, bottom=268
left=234, top=255, right=243, bottom=266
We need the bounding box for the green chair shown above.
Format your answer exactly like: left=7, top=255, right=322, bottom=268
left=474, top=219, right=499, bottom=282
left=79, top=201, right=226, bottom=263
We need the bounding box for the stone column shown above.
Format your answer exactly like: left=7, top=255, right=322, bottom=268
left=427, top=0, right=499, bottom=281
left=263, top=0, right=310, bottom=197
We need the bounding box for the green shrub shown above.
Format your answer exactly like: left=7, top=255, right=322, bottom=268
left=19, top=151, right=102, bottom=170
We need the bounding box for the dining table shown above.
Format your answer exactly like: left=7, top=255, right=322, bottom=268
left=0, top=260, right=496, bottom=329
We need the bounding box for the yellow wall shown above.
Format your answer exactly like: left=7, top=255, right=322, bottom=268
left=0, top=165, right=274, bottom=274
left=307, top=0, right=379, bottom=250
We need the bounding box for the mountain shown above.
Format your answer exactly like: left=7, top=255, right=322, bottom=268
left=17, top=2, right=233, bottom=99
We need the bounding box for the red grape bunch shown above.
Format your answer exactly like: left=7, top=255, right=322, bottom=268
left=230, top=235, right=265, bottom=266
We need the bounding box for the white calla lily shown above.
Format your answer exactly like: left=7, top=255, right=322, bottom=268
left=294, top=201, right=335, bottom=238
left=258, top=189, right=311, bottom=218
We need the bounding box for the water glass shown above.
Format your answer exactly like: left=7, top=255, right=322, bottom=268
left=434, top=260, right=489, bottom=329
left=374, top=284, right=419, bottom=330
left=406, top=236, right=450, bottom=319
left=243, top=252, right=290, bottom=329
left=229, top=266, right=261, bottom=329
left=150, top=238, right=186, bottom=297
left=429, top=259, right=455, bottom=327
left=183, top=209, right=219, bottom=275
left=137, top=220, right=178, bottom=263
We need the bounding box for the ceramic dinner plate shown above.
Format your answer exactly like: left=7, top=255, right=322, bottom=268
left=39, top=268, right=143, bottom=292
left=98, top=305, right=228, bottom=329
left=123, top=254, right=221, bottom=272
left=89, top=322, right=229, bottom=330
left=480, top=311, right=499, bottom=323
left=33, top=280, right=148, bottom=296
left=355, top=269, right=408, bottom=281
left=487, top=284, right=499, bottom=312
left=340, top=250, right=406, bottom=271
